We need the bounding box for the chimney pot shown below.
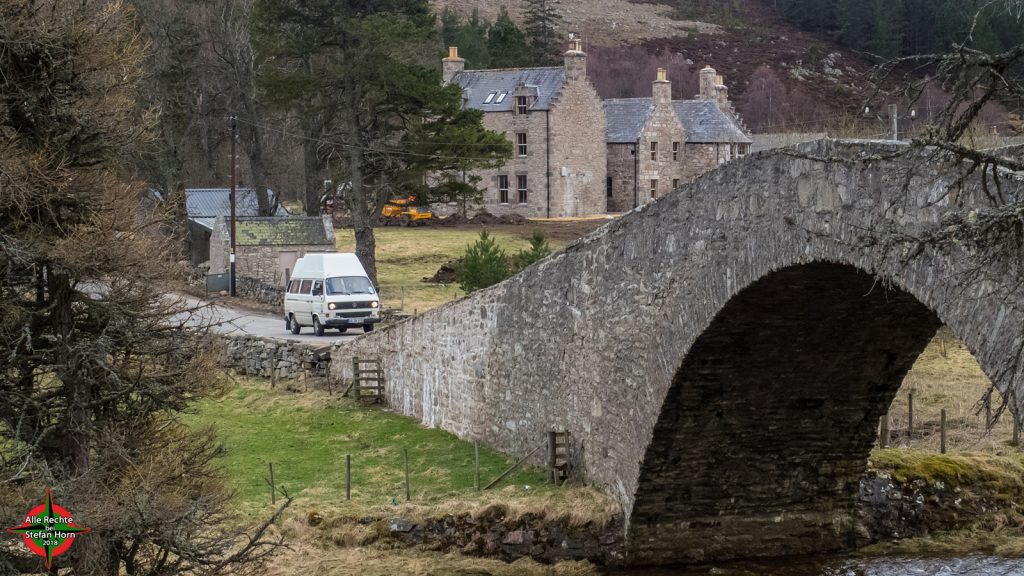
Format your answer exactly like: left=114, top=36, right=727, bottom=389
left=448, top=46, right=458, bottom=59
left=657, top=68, right=667, bottom=82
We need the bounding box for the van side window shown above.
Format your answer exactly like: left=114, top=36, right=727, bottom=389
left=311, top=280, right=323, bottom=295
left=299, top=280, right=312, bottom=294
left=287, top=280, right=298, bottom=293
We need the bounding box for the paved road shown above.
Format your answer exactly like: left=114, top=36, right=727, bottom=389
left=178, top=295, right=364, bottom=345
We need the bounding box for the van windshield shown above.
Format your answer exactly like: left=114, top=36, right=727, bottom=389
left=326, top=276, right=375, bottom=296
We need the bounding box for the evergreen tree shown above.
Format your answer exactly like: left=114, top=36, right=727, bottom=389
left=253, top=0, right=507, bottom=284
left=513, top=229, right=552, bottom=272
left=440, top=6, right=461, bottom=47
left=458, top=230, right=511, bottom=293
left=456, top=8, right=491, bottom=69
left=524, top=0, right=563, bottom=66
left=488, top=6, right=530, bottom=68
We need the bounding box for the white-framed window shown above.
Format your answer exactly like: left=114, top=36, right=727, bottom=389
left=650, top=141, right=658, bottom=161
left=484, top=91, right=497, bottom=104
left=516, top=132, right=527, bottom=156
left=498, top=175, right=510, bottom=204
left=516, top=96, right=529, bottom=115
left=517, top=174, right=528, bottom=204
left=650, top=179, right=658, bottom=198
left=672, top=178, right=680, bottom=190
left=672, top=141, right=680, bottom=161
left=495, top=91, right=508, bottom=104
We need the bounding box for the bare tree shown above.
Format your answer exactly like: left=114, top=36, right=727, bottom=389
left=0, top=2, right=286, bottom=573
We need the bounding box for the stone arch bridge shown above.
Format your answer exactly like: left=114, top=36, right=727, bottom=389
left=333, top=140, right=1024, bottom=565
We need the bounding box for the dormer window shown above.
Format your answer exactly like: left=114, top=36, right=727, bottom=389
left=484, top=91, right=497, bottom=104
left=495, top=91, right=508, bottom=104
left=516, top=96, right=529, bottom=115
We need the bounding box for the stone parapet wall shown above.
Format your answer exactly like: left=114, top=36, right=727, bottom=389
left=237, top=275, right=285, bottom=307
left=221, top=334, right=329, bottom=380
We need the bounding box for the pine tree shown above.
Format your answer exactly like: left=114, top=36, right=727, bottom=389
left=458, top=230, right=511, bottom=292
left=523, top=0, right=563, bottom=66
left=513, top=229, right=552, bottom=272
left=456, top=8, right=491, bottom=69
left=488, top=6, right=530, bottom=68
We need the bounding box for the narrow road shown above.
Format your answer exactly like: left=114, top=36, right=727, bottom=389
left=177, top=295, right=363, bottom=344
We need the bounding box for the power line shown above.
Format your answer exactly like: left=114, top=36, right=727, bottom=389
left=233, top=117, right=510, bottom=162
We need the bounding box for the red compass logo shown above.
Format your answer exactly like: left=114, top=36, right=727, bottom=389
left=6, top=488, right=91, bottom=570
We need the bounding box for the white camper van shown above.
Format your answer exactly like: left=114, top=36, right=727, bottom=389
left=284, top=253, right=381, bottom=336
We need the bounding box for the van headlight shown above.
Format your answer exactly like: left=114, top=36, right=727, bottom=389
left=371, top=301, right=379, bottom=308
left=328, top=303, right=336, bottom=310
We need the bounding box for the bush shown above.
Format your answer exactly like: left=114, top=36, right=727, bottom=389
left=458, top=230, right=510, bottom=292
left=513, top=229, right=551, bottom=272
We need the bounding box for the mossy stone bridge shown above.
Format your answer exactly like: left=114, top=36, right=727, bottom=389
left=333, top=140, right=1024, bottom=565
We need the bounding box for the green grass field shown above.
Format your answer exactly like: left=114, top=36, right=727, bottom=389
left=183, top=378, right=556, bottom=518
left=335, top=227, right=566, bottom=313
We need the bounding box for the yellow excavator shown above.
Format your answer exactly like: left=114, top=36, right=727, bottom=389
left=381, top=196, right=432, bottom=226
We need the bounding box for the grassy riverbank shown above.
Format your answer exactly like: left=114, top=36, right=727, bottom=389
left=184, top=377, right=616, bottom=574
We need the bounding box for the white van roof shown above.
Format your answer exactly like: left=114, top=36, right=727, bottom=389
left=291, top=253, right=368, bottom=280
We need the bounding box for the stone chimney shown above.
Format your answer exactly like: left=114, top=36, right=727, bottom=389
left=442, top=46, right=465, bottom=86
left=699, top=65, right=717, bottom=101
left=564, top=35, right=586, bottom=81
left=652, top=67, right=671, bottom=104
left=715, top=74, right=730, bottom=109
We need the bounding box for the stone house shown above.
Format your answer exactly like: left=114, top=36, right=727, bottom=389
left=209, top=215, right=335, bottom=287
left=605, top=66, right=751, bottom=212
left=183, top=188, right=288, bottom=266
left=443, top=39, right=607, bottom=218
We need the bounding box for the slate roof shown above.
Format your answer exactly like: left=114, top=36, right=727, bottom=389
left=234, top=217, right=332, bottom=247
left=186, top=188, right=288, bottom=219
left=673, top=100, right=751, bottom=144
left=451, top=68, right=566, bottom=112
left=605, top=98, right=655, bottom=143
left=604, top=98, right=751, bottom=144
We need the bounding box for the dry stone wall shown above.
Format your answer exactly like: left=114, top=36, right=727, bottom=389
left=330, top=140, right=1024, bottom=565
left=222, top=335, right=328, bottom=380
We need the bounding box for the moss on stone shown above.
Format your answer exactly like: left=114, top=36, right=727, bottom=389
left=869, top=449, right=1024, bottom=496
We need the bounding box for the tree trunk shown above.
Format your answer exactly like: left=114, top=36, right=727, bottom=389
left=302, top=120, right=322, bottom=216
left=347, top=144, right=378, bottom=285
left=243, top=111, right=274, bottom=216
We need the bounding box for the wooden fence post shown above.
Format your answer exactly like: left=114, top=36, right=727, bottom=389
left=345, top=454, right=351, bottom=500
left=1012, top=409, right=1020, bottom=447
left=403, top=448, right=411, bottom=502
left=547, top=431, right=557, bottom=484
left=907, top=392, right=914, bottom=438
left=878, top=413, right=890, bottom=449
left=269, top=462, right=276, bottom=505
left=474, top=443, right=480, bottom=491
left=940, top=409, right=947, bottom=454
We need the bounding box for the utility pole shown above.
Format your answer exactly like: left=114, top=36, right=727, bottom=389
left=889, top=104, right=899, bottom=141
left=229, top=115, right=237, bottom=297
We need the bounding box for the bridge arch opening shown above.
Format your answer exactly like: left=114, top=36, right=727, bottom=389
left=628, top=261, right=946, bottom=564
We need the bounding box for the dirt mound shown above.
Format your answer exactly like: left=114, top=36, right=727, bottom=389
left=435, top=212, right=527, bottom=227
left=423, top=259, right=461, bottom=284
left=470, top=212, right=527, bottom=225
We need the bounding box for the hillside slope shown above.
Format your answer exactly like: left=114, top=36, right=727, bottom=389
left=431, top=0, right=883, bottom=132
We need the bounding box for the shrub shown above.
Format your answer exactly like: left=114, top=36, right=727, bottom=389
left=458, top=230, right=510, bottom=293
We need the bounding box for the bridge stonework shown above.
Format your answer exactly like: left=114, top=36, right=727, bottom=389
left=332, top=140, right=1024, bottom=565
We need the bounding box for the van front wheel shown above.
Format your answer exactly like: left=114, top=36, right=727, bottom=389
left=313, top=316, right=325, bottom=337
left=363, top=324, right=374, bottom=333
left=290, top=315, right=301, bottom=335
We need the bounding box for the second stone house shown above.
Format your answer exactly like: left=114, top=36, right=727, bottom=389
left=605, top=67, right=751, bottom=212
left=443, top=39, right=607, bottom=218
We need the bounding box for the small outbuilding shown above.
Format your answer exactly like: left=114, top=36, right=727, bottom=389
left=209, top=215, right=336, bottom=288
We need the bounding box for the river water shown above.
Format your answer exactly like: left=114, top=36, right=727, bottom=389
left=606, top=555, right=1024, bottom=575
